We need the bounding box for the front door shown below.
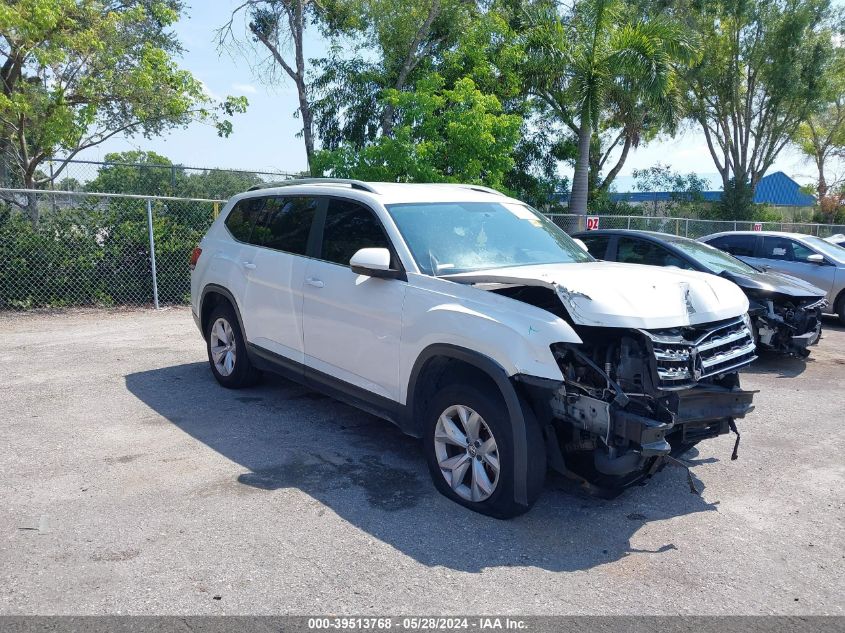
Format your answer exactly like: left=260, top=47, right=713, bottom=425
left=302, top=197, right=406, bottom=401
left=754, top=236, right=835, bottom=296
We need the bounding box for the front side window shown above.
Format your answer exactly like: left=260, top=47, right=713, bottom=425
left=224, top=197, right=263, bottom=243
left=320, top=198, right=390, bottom=266
left=616, top=237, right=693, bottom=269
left=710, top=234, right=756, bottom=257
left=253, top=196, right=318, bottom=255
left=386, top=201, right=593, bottom=275
left=665, top=238, right=759, bottom=275
left=760, top=236, right=802, bottom=261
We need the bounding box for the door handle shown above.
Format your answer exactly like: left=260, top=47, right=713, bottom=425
left=241, top=261, right=257, bottom=270
left=305, top=277, right=324, bottom=288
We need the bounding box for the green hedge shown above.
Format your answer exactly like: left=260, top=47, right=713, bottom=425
left=0, top=201, right=212, bottom=309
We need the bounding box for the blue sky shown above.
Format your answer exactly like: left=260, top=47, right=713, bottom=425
left=76, top=0, right=837, bottom=192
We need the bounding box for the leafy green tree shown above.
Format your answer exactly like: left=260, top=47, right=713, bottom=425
left=85, top=151, right=186, bottom=196
left=183, top=169, right=263, bottom=200
left=313, top=2, right=565, bottom=203
left=524, top=0, right=695, bottom=215
left=312, top=0, right=474, bottom=149
left=792, top=48, right=845, bottom=203
left=0, top=0, right=246, bottom=223
left=684, top=0, right=837, bottom=216
left=220, top=0, right=335, bottom=172
left=312, top=75, right=521, bottom=188
left=632, top=162, right=708, bottom=216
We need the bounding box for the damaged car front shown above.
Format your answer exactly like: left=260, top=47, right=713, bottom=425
left=574, top=230, right=828, bottom=357
left=736, top=273, right=827, bottom=357
left=443, top=262, right=759, bottom=494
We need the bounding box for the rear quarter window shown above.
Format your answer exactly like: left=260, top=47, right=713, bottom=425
left=224, top=197, right=263, bottom=243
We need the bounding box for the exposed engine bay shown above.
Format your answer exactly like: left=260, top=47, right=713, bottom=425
left=490, top=284, right=758, bottom=494
left=747, top=293, right=827, bottom=357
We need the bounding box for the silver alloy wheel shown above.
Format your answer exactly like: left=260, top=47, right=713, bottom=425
left=434, top=404, right=500, bottom=502
left=209, top=317, right=237, bottom=377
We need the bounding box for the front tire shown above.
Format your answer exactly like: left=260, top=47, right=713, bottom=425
left=205, top=303, right=261, bottom=389
left=423, top=382, right=545, bottom=519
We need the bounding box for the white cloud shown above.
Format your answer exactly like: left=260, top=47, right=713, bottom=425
left=232, top=82, right=258, bottom=94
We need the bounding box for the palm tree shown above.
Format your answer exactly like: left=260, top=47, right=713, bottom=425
left=525, top=0, right=696, bottom=216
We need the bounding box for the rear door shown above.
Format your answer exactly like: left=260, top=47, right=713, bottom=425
left=241, top=195, right=321, bottom=363
left=707, top=234, right=760, bottom=266
left=301, top=197, right=407, bottom=402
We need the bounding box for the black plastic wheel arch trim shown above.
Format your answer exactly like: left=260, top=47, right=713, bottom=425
left=406, top=343, right=532, bottom=506
left=199, top=284, right=248, bottom=340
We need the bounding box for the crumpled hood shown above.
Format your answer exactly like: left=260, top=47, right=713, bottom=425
left=445, top=261, right=750, bottom=329
left=722, top=269, right=827, bottom=299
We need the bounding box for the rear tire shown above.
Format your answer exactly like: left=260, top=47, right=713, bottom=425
left=423, top=381, right=545, bottom=519
left=205, top=303, right=261, bottom=389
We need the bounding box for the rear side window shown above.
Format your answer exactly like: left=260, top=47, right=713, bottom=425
left=616, top=237, right=692, bottom=269
left=319, top=198, right=390, bottom=266
left=253, top=196, right=318, bottom=255
left=579, top=235, right=610, bottom=258
left=710, top=234, right=756, bottom=257
left=224, top=198, right=263, bottom=243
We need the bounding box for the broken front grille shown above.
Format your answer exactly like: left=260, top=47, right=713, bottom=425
left=641, top=316, right=757, bottom=389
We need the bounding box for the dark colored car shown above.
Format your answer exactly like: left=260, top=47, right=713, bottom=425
left=572, top=229, right=828, bottom=357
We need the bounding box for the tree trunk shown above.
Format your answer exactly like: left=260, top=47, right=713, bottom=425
left=817, top=155, right=828, bottom=199
left=298, top=81, right=315, bottom=175
left=569, top=108, right=592, bottom=217
left=24, top=170, right=38, bottom=225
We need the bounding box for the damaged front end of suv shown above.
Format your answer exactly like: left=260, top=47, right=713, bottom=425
left=542, top=316, right=756, bottom=492
left=449, top=263, right=759, bottom=495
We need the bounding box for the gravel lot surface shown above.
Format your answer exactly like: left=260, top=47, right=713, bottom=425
left=1, top=307, right=843, bottom=615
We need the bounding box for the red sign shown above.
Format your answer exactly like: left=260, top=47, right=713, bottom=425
left=586, top=216, right=600, bottom=230
left=753, top=222, right=763, bottom=231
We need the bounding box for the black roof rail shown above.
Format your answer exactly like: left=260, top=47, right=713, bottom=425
left=246, top=178, right=379, bottom=194
left=457, top=184, right=506, bottom=196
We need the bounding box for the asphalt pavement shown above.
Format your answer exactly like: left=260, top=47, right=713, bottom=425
left=1, top=307, right=843, bottom=614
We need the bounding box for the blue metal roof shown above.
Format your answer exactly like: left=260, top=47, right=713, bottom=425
left=555, top=172, right=816, bottom=207
left=751, top=171, right=816, bottom=206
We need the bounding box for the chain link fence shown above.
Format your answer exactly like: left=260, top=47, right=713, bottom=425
left=2, top=157, right=298, bottom=200
left=546, top=213, right=845, bottom=238
left=0, top=188, right=222, bottom=310
left=3, top=192, right=845, bottom=312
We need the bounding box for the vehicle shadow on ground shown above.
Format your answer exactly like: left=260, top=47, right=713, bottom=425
left=125, top=362, right=719, bottom=573
left=745, top=350, right=811, bottom=378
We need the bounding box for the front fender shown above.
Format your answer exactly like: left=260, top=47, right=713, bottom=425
left=398, top=280, right=580, bottom=403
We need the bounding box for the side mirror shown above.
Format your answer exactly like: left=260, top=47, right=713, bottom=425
left=806, top=253, right=826, bottom=265
left=349, top=247, right=401, bottom=279
left=572, top=238, right=590, bottom=253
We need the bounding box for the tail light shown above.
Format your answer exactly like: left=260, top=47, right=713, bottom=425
left=190, top=247, right=202, bottom=270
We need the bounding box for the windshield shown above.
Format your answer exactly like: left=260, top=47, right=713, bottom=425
left=386, top=201, right=593, bottom=275
left=802, top=235, right=845, bottom=262
left=667, top=237, right=760, bottom=275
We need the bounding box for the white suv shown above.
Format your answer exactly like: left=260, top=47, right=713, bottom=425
left=190, top=179, right=757, bottom=518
